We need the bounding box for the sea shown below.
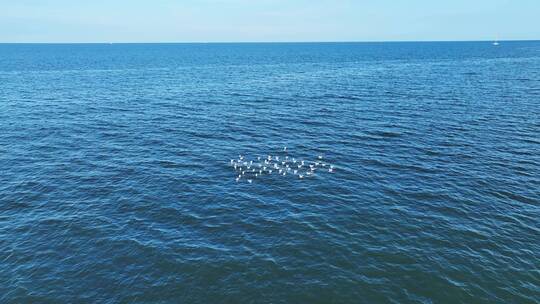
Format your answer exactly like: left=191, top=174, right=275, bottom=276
left=1, top=42, right=539, bottom=303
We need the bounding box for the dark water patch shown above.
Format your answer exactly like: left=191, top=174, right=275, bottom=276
left=155, top=160, right=182, bottom=169
left=365, top=130, right=404, bottom=138
left=491, top=190, right=539, bottom=206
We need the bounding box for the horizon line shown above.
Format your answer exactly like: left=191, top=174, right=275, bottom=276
left=1, top=39, right=539, bottom=45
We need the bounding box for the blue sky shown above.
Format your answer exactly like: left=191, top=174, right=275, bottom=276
left=1, top=0, right=538, bottom=42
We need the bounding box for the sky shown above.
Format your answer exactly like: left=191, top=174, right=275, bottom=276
left=0, top=0, right=538, bottom=43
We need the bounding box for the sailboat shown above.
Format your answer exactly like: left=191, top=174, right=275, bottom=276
left=493, top=36, right=500, bottom=46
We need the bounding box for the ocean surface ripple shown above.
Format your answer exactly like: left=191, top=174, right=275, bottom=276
left=1, top=42, right=539, bottom=303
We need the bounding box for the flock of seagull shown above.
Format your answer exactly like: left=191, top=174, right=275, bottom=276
left=230, top=147, right=335, bottom=183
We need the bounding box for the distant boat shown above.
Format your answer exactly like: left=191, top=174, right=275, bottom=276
left=493, top=41, right=500, bottom=46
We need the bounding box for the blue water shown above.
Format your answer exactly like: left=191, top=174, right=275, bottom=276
left=1, top=42, right=539, bottom=303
